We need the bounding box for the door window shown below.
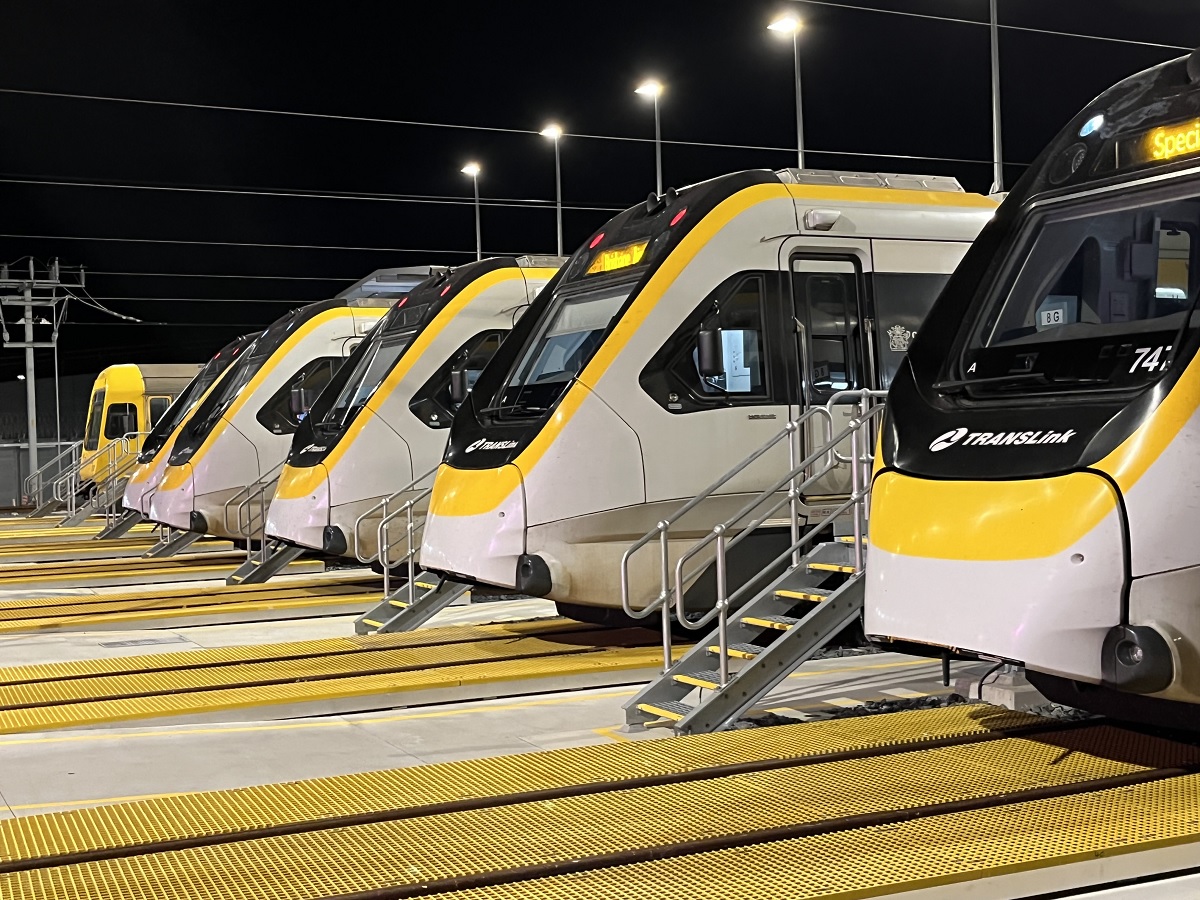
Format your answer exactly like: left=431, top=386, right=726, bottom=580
left=103, top=403, right=139, bottom=440
left=148, top=397, right=172, bottom=427
left=256, top=357, right=342, bottom=435
left=793, top=258, right=863, bottom=401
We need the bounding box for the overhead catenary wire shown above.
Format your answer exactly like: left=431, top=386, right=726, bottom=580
left=788, top=0, right=1193, bottom=52
left=0, top=233, right=513, bottom=255
left=0, top=88, right=1026, bottom=168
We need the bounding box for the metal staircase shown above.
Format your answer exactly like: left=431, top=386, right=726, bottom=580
left=23, top=441, right=81, bottom=516
left=353, top=466, right=471, bottom=634
left=223, top=462, right=308, bottom=584
left=94, top=508, right=144, bottom=540
left=623, top=389, right=885, bottom=735
left=51, top=434, right=148, bottom=527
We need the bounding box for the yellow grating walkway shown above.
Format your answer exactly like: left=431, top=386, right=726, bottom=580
left=0, top=535, right=174, bottom=559
left=0, top=617, right=583, bottom=685
left=1, top=723, right=1194, bottom=899
left=0, top=573, right=383, bottom=634
left=0, top=705, right=1042, bottom=868
left=0, top=619, right=659, bottom=733
left=0, top=552, right=322, bottom=588
left=415, top=773, right=1200, bottom=900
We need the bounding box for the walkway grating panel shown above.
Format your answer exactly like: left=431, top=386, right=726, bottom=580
left=413, top=773, right=1200, bottom=900
left=0, top=705, right=1043, bottom=868
left=0, top=724, right=1193, bottom=899
left=0, top=617, right=580, bottom=686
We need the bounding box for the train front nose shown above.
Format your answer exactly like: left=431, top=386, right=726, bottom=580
left=864, top=471, right=1128, bottom=685
left=148, top=463, right=198, bottom=531
left=266, top=464, right=331, bottom=553
left=420, top=463, right=532, bottom=592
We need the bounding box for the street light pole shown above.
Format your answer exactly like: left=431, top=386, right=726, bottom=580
left=636, top=80, right=664, bottom=195
left=541, top=124, right=564, bottom=255
left=768, top=15, right=806, bottom=170
left=461, top=162, right=482, bottom=260
left=988, top=0, right=1004, bottom=193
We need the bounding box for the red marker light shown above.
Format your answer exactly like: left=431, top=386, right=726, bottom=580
left=440, top=283, right=452, bottom=296
left=395, top=296, right=408, bottom=308
left=670, top=207, right=688, bottom=227
left=589, top=233, right=605, bottom=249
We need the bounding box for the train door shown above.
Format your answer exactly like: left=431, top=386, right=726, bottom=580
left=783, top=239, right=874, bottom=500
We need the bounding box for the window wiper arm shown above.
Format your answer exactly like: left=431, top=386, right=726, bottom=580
left=933, top=373, right=1048, bottom=394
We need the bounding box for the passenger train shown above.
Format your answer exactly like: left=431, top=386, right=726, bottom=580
left=418, top=168, right=997, bottom=623
left=79, top=363, right=200, bottom=488
left=265, top=257, right=561, bottom=561
left=865, top=48, right=1200, bottom=729
left=147, top=269, right=429, bottom=540
left=122, top=335, right=253, bottom=519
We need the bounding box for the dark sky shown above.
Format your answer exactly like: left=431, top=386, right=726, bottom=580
left=1, top=0, right=1198, bottom=380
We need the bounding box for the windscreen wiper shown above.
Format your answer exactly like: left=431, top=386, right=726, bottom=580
left=933, top=373, right=1048, bottom=394
left=934, top=372, right=1112, bottom=395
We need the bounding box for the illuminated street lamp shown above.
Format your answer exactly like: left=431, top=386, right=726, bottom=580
left=635, top=79, right=664, bottom=195
left=461, top=162, right=482, bottom=261
left=768, top=14, right=806, bottom=170
left=540, top=124, right=564, bottom=256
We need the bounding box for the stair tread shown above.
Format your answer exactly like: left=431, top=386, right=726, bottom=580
left=636, top=700, right=693, bottom=721
left=808, top=562, right=856, bottom=573
left=707, top=642, right=762, bottom=659
left=775, top=588, right=827, bottom=601
left=741, top=614, right=801, bottom=631
left=673, top=670, right=724, bottom=689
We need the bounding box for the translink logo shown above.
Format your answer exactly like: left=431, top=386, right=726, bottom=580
left=928, top=427, right=1076, bottom=452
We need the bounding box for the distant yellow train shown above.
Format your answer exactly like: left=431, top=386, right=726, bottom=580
left=79, top=364, right=200, bottom=486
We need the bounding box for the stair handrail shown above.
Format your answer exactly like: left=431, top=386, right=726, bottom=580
left=91, top=433, right=150, bottom=522
left=224, top=460, right=286, bottom=539
left=619, top=403, right=837, bottom=645
left=374, top=473, right=439, bottom=604
left=23, top=440, right=82, bottom=506
left=52, top=431, right=147, bottom=520
left=698, top=389, right=886, bottom=685
left=351, top=464, right=439, bottom=565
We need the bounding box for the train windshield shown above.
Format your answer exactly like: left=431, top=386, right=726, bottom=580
left=311, top=298, right=430, bottom=436
left=317, top=332, right=412, bottom=432
left=490, top=278, right=636, bottom=417
left=83, top=389, right=106, bottom=451
left=138, top=339, right=248, bottom=462
left=959, top=188, right=1200, bottom=395
left=179, top=310, right=304, bottom=442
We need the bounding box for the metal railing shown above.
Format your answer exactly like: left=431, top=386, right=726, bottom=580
left=222, top=461, right=286, bottom=565
left=351, top=465, right=439, bottom=601
left=22, top=440, right=82, bottom=508
left=620, top=390, right=886, bottom=677
left=49, top=432, right=147, bottom=520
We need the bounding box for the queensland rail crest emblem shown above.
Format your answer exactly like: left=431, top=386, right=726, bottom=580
left=887, top=325, right=914, bottom=352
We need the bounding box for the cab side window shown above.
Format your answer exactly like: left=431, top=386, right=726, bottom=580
left=410, top=331, right=507, bottom=428
left=641, top=273, right=774, bottom=413
left=256, top=357, right=341, bottom=435
left=103, top=403, right=139, bottom=440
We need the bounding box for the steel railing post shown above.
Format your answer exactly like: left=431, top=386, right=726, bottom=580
left=715, top=526, right=729, bottom=686
left=659, top=526, right=672, bottom=673
left=406, top=502, right=417, bottom=609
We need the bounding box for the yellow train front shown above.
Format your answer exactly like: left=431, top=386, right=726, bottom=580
left=78, top=363, right=200, bottom=488
left=865, top=49, right=1200, bottom=728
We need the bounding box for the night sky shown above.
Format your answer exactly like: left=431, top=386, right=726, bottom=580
left=1, top=0, right=1197, bottom=381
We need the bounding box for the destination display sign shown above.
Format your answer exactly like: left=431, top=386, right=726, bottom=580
left=586, top=239, right=648, bottom=275
left=1117, top=117, right=1200, bottom=169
